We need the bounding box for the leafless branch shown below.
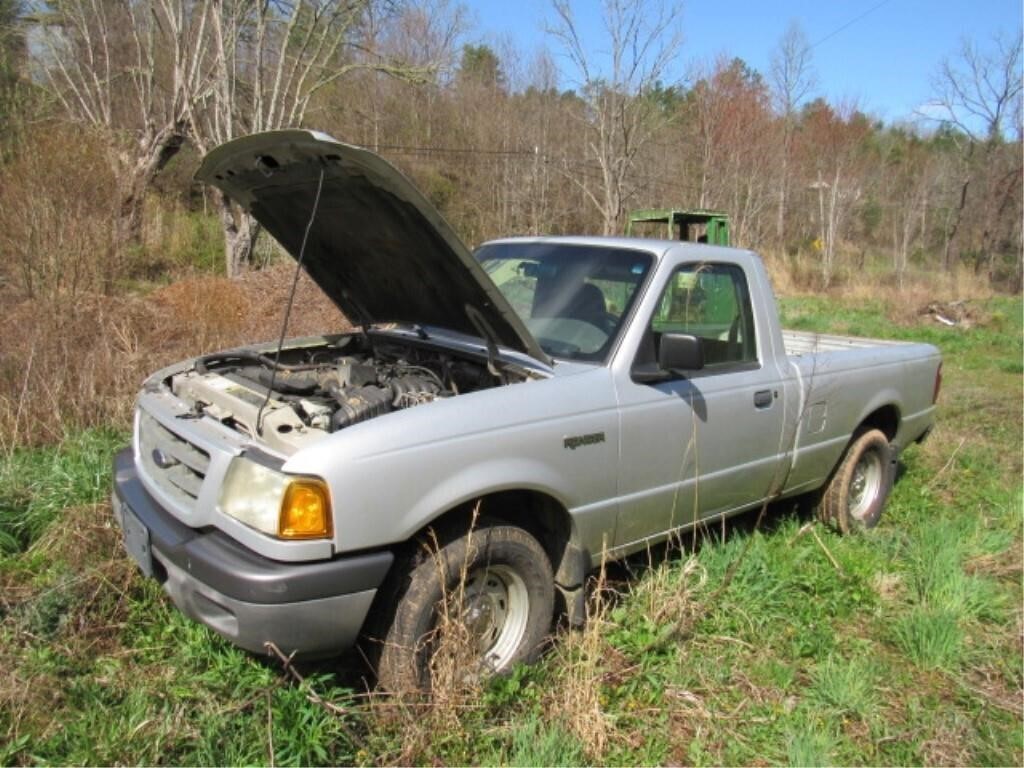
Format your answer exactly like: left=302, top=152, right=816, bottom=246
left=924, top=33, right=1023, bottom=141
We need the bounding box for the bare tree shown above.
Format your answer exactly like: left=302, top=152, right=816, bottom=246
left=191, top=0, right=451, bottom=275
left=929, top=33, right=1022, bottom=142
left=889, top=145, right=932, bottom=289
left=769, top=21, right=815, bottom=246
left=803, top=101, right=869, bottom=288
left=0, top=0, right=26, bottom=142
left=686, top=57, right=774, bottom=246
left=548, top=0, right=683, bottom=235
left=520, top=48, right=565, bottom=236
left=31, top=0, right=208, bottom=251
left=924, top=33, right=1022, bottom=275
left=32, top=0, right=454, bottom=276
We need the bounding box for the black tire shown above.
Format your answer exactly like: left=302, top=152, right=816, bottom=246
left=818, top=428, right=893, bottom=533
left=373, top=523, right=554, bottom=692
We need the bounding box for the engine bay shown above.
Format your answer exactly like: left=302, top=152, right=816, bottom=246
left=169, top=332, right=525, bottom=454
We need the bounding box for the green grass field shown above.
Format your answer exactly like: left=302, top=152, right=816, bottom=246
left=1, top=295, right=1021, bottom=766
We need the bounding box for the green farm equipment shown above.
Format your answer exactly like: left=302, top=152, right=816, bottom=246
left=625, top=208, right=731, bottom=246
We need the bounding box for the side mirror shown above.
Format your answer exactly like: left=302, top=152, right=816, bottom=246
left=632, top=332, right=705, bottom=383
left=659, top=333, right=704, bottom=372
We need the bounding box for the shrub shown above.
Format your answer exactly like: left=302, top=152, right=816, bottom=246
left=0, top=125, right=121, bottom=300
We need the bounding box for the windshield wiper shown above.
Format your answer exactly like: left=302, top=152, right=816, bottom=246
left=538, top=338, right=581, bottom=359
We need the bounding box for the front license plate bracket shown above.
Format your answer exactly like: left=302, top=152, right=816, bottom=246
left=122, top=504, right=154, bottom=578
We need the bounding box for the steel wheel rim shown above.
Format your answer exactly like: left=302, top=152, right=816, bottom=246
left=460, top=564, right=530, bottom=672
left=848, top=448, right=883, bottom=521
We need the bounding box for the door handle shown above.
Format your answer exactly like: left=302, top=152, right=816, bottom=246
left=754, top=389, right=773, bottom=409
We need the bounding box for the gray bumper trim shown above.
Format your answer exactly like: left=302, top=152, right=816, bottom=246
left=112, top=448, right=393, bottom=657
left=113, top=448, right=394, bottom=604
left=157, top=553, right=377, bottom=656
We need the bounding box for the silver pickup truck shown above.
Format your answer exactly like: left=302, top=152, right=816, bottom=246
left=112, top=130, right=941, bottom=689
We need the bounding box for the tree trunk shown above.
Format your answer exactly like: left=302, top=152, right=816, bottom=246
left=219, top=194, right=261, bottom=277
left=943, top=175, right=970, bottom=272
left=116, top=126, right=187, bottom=256
left=987, top=164, right=1023, bottom=284
left=602, top=184, right=620, bottom=236
left=775, top=124, right=791, bottom=246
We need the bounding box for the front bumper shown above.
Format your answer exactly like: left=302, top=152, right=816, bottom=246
left=112, top=449, right=393, bottom=657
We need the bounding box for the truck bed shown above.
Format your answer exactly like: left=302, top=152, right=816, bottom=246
left=782, top=329, right=910, bottom=357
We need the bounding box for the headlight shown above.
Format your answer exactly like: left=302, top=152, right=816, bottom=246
left=217, top=457, right=332, bottom=540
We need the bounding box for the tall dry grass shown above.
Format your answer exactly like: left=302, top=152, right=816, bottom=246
left=761, top=248, right=997, bottom=309
left=547, top=558, right=614, bottom=759
left=0, top=127, right=122, bottom=301
left=0, top=267, right=346, bottom=450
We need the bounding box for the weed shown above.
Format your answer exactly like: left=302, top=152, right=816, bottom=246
left=547, top=557, right=614, bottom=762
left=786, top=726, right=838, bottom=767
left=892, top=606, right=964, bottom=669
left=20, top=576, right=76, bottom=638
left=809, top=654, right=878, bottom=717
left=0, top=429, right=123, bottom=554
left=0, top=127, right=120, bottom=302
left=503, top=714, right=586, bottom=767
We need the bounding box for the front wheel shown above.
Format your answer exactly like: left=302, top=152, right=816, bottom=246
left=374, top=523, right=554, bottom=692
left=818, top=428, right=893, bottom=533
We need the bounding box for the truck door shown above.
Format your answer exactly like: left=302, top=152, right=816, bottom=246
left=612, top=261, right=790, bottom=548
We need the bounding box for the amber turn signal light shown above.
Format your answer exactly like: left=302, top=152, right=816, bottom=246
left=278, top=479, right=332, bottom=539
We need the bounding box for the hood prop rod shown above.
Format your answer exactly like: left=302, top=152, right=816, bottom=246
left=256, top=165, right=326, bottom=437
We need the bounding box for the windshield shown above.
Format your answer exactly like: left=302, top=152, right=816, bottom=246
left=475, top=242, right=654, bottom=362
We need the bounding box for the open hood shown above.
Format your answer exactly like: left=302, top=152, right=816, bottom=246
left=196, top=130, right=548, bottom=364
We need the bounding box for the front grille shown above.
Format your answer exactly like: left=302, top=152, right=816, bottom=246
left=138, top=411, right=211, bottom=508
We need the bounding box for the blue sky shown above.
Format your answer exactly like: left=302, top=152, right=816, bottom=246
left=465, top=0, right=1023, bottom=126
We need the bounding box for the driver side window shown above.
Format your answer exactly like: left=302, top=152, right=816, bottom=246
left=651, top=263, right=757, bottom=368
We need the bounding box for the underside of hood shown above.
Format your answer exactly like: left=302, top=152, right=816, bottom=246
left=195, top=130, right=548, bottom=364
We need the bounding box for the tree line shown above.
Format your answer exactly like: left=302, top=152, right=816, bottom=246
left=0, top=0, right=1020, bottom=292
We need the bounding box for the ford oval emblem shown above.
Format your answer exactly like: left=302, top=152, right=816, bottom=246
left=152, top=448, right=179, bottom=469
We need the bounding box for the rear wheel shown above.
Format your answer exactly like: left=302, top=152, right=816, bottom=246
left=374, top=523, right=554, bottom=692
left=818, top=428, right=893, bottom=533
